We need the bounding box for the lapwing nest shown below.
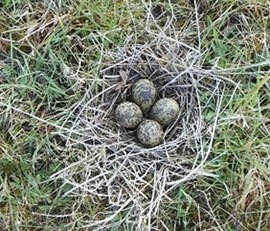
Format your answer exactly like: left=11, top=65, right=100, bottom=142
left=51, top=23, right=233, bottom=231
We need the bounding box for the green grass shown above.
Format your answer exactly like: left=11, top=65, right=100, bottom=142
left=1, top=0, right=270, bottom=230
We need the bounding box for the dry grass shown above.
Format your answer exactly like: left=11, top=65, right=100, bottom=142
left=50, top=39, right=232, bottom=230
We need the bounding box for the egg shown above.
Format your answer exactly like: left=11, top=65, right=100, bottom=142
left=137, top=119, right=163, bottom=147
left=149, top=98, right=180, bottom=126
left=115, top=102, right=143, bottom=129
left=131, top=79, right=157, bottom=113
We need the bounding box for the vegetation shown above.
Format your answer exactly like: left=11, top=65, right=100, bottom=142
left=0, top=0, right=269, bottom=230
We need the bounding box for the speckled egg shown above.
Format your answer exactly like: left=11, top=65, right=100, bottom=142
left=115, top=102, right=143, bottom=129
left=137, top=119, right=163, bottom=147
left=131, top=79, right=157, bottom=113
left=149, top=98, right=180, bottom=126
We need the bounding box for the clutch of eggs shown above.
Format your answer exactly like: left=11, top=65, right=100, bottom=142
left=114, top=78, right=180, bottom=147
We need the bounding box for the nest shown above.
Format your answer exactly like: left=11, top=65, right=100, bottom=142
left=51, top=21, right=230, bottom=231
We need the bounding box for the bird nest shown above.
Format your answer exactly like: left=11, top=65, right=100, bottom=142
left=51, top=28, right=230, bottom=230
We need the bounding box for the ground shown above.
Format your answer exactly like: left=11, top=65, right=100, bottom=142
left=0, top=0, right=269, bottom=230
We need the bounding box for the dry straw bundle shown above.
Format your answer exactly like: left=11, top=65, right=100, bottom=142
left=51, top=4, right=234, bottom=230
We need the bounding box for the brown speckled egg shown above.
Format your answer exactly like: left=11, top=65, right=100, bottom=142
left=115, top=102, right=143, bottom=129
left=150, top=98, right=180, bottom=126
left=131, top=79, right=157, bottom=113
left=137, top=119, right=163, bottom=147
